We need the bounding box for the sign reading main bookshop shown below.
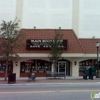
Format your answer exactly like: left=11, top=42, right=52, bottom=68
left=26, top=39, right=67, bottom=49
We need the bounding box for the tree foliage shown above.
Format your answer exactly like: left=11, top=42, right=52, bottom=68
left=0, top=19, right=26, bottom=81
left=48, top=30, right=64, bottom=72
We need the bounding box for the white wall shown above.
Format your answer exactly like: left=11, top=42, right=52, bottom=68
left=13, top=60, right=20, bottom=77
left=0, top=0, right=16, bottom=23
left=0, top=0, right=100, bottom=38
left=22, top=0, right=72, bottom=29
left=17, top=0, right=100, bottom=38
left=72, top=0, right=79, bottom=37
left=79, top=0, right=100, bottom=38
left=16, top=0, right=23, bottom=28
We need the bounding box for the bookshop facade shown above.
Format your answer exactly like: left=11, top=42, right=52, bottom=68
left=0, top=29, right=100, bottom=77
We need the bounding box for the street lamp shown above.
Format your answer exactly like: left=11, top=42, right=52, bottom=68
left=96, top=42, right=100, bottom=78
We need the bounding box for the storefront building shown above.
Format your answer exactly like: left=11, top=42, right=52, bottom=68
left=0, top=29, right=100, bottom=77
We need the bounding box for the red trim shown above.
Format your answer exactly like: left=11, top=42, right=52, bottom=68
left=0, top=73, right=10, bottom=77
left=20, top=72, right=46, bottom=77
left=35, top=72, right=46, bottom=77
left=0, top=73, right=5, bottom=77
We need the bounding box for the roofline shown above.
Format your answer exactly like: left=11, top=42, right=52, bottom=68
left=21, top=28, right=73, bottom=31
left=73, top=30, right=86, bottom=53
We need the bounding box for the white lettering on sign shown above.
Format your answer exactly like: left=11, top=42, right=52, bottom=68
left=26, top=39, right=67, bottom=49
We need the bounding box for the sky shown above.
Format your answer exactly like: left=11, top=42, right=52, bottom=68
left=0, top=0, right=16, bottom=23
left=0, top=0, right=100, bottom=38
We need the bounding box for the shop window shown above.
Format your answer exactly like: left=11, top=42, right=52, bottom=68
left=37, top=61, right=45, bottom=72
left=8, top=62, right=13, bottom=73
left=0, top=63, right=6, bottom=73
left=25, top=63, right=31, bottom=72
left=20, top=60, right=52, bottom=73
left=0, top=61, right=13, bottom=73
left=44, top=62, right=51, bottom=72
left=20, top=60, right=36, bottom=73
left=79, top=59, right=100, bottom=73
left=37, top=61, right=51, bottom=72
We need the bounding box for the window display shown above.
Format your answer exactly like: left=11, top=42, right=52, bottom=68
left=20, top=60, right=52, bottom=73
left=0, top=63, right=5, bottom=73
left=44, top=62, right=51, bottom=71
left=37, top=62, right=44, bottom=72
left=37, top=61, right=51, bottom=72
left=20, top=60, right=36, bottom=73
left=0, top=61, right=13, bottom=73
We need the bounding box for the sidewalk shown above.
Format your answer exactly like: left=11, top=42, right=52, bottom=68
left=0, top=76, right=100, bottom=85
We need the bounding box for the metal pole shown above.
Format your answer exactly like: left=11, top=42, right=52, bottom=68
left=96, top=47, right=99, bottom=78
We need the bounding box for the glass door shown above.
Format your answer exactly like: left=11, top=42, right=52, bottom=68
left=58, top=61, right=66, bottom=75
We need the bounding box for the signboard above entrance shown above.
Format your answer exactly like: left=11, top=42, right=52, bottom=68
left=26, top=39, right=67, bottom=50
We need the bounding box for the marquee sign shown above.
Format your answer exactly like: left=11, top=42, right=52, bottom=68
left=26, top=39, right=67, bottom=50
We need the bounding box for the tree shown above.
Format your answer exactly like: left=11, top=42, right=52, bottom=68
left=48, top=30, right=64, bottom=74
left=0, top=19, right=26, bottom=81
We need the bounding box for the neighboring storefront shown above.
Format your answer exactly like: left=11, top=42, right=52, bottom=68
left=0, top=29, right=100, bottom=77
left=79, top=59, right=100, bottom=76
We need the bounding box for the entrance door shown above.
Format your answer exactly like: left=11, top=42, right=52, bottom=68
left=58, top=61, right=66, bottom=75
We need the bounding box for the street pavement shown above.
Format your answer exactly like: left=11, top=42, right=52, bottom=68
left=0, top=76, right=100, bottom=86
left=0, top=76, right=100, bottom=100
left=0, top=82, right=100, bottom=100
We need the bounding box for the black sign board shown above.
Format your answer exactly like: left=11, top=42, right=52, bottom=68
left=26, top=39, right=67, bottom=50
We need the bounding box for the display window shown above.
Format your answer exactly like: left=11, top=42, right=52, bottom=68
left=0, top=60, right=13, bottom=73
left=20, top=60, right=36, bottom=73
left=79, top=59, right=100, bottom=76
left=37, top=60, right=51, bottom=72
left=20, top=60, right=52, bottom=73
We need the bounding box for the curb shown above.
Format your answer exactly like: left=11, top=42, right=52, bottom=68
left=0, top=82, right=100, bottom=86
